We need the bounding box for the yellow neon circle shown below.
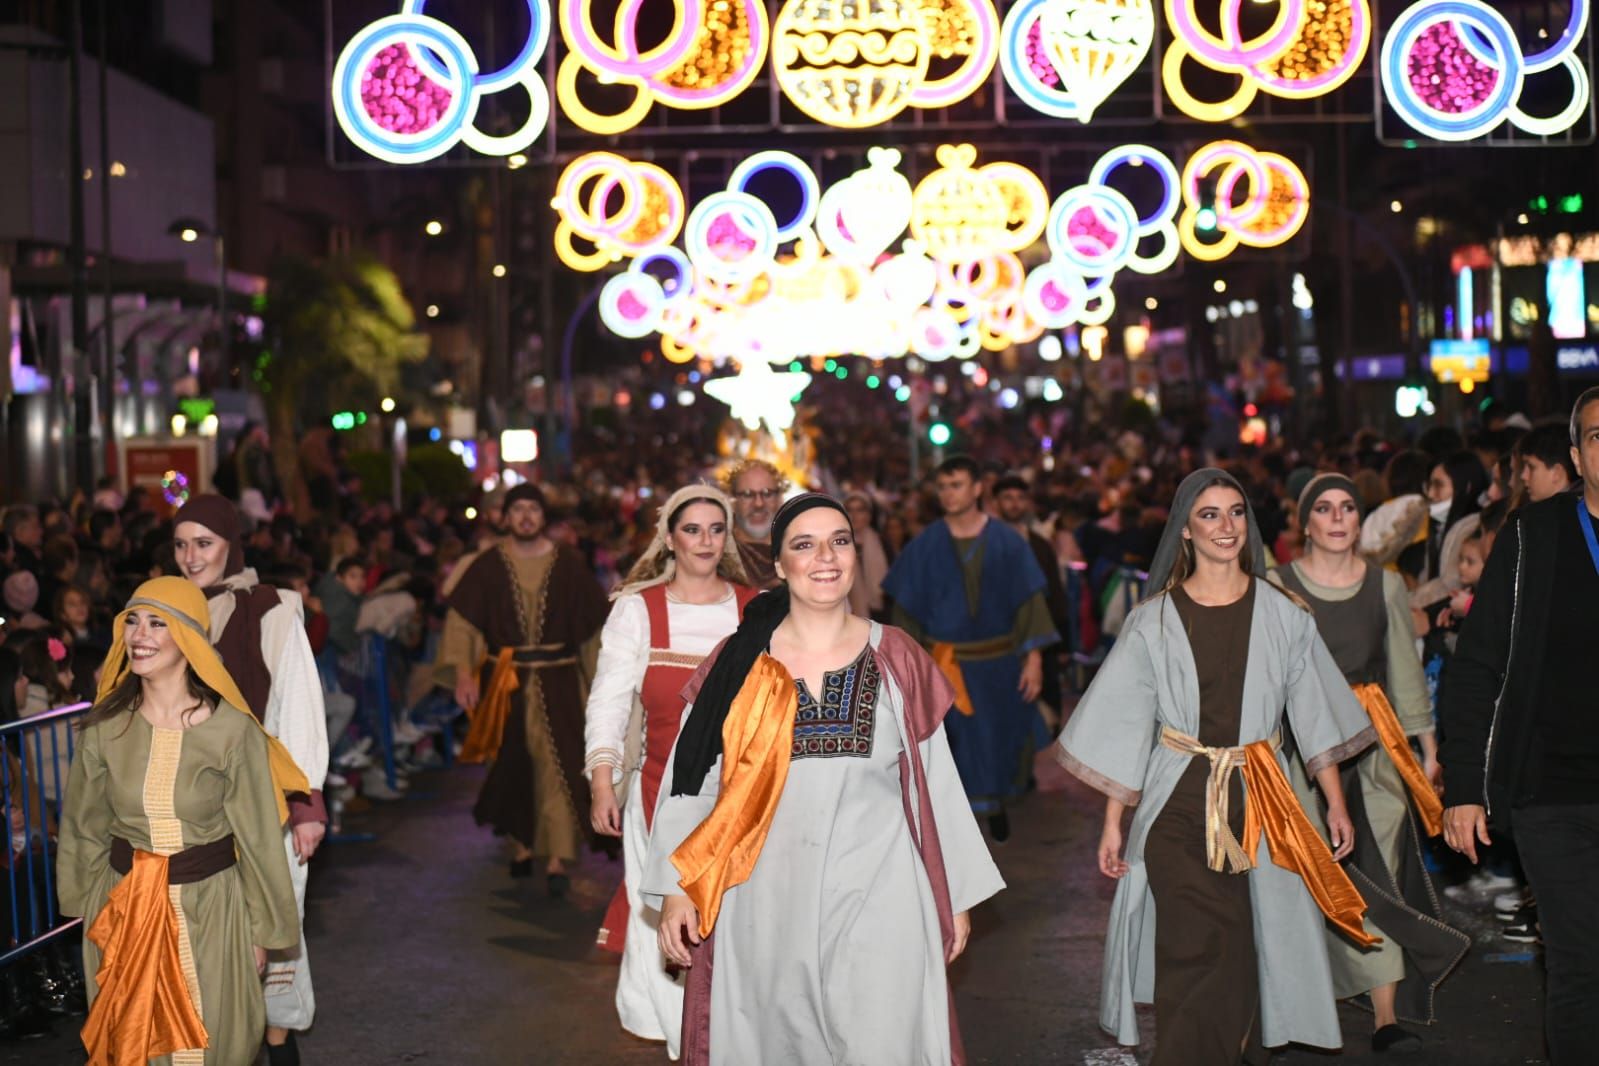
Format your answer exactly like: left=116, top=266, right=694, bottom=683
left=661, top=334, right=698, bottom=363
left=980, top=163, right=1049, bottom=254
left=553, top=219, right=616, bottom=272
left=556, top=54, right=654, bottom=135
left=1163, top=0, right=1297, bottom=67
left=1177, top=206, right=1239, bottom=262
left=1161, top=40, right=1257, bottom=122
left=648, top=0, right=770, bottom=109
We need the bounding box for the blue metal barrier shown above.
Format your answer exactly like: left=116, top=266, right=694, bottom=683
left=360, top=633, right=400, bottom=792
left=0, top=701, right=90, bottom=968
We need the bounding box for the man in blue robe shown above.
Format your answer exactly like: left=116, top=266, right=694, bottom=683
left=884, top=455, right=1058, bottom=841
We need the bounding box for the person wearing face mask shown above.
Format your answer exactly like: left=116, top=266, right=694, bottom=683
left=56, top=576, right=304, bottom=1066
left=171, top=495, right=329, bottom=1066
left=1269, top=475, right=1468, bottom=1054
left=1421, top=452, right=1488, bottom=584
left=646, top=494, right=1003, bottom=1066
left=1057, top=469, right=1378, bottom=1065
left=583, top=485, right=756, bottom=1058
left=438, top=484, right=609, bottom=896
left=718, top=459, right=789, bottom=590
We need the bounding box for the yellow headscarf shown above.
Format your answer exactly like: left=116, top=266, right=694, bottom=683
left=97, top=576, right=309, bottom=823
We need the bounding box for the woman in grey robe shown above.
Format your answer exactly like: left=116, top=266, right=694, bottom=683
left=644, top=494, right=1004, bottom=1066
left=1058, top=469, right=1378, bottom=1063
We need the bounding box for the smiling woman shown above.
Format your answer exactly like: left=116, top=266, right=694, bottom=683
left=644, top=492, right=1003, bottom=1066
left=56, top=577, right=303, bottom=1066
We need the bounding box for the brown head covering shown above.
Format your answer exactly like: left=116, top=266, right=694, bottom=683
left=172, top=493, right=278, bottom=722
left=173, top=494, right=245, bottom=576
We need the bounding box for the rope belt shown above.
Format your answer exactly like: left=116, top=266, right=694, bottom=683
left=1159, top=725, right=1281, bottom=874
left=1158, top=723, right=1380, bottom=948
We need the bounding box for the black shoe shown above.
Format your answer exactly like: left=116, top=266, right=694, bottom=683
left=266, top=1032, right=301, bottom=1066
left=1372, top=1024, right=1423, bottom=1053
left=547, top=872, right=570, bottom=898
left=1501, top=905, right=1540, bottom=944
left=987, top=811, right=1010, bottom=844
left=509, top=857, right=534, bottom=879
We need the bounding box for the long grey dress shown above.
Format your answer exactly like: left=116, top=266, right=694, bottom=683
left=645, top=624, right=1004, bottom=1065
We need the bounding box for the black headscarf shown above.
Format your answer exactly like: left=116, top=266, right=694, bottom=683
left=671, top=493, right=851, bottom=796
left=1296, top=473, right=1363, bottom=531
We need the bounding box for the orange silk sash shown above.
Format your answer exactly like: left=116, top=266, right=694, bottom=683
left=929, top=643, right=976, bottom=717
left=1159, top=725, right=1379, bottom=949
left=1353, top=683, right=1444, bottom=838
left=670, top=654, right=799, bottom=938
left=81, top=851, right=209, bottom=1064
left=459, top=648, right=520, bottom=764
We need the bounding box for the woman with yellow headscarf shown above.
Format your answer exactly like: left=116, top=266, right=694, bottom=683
left=55, top=577, right=303, bottom=1066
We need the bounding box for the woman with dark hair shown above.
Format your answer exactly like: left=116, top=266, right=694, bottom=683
left=583, top=484, right=755, bottom=1057
left=1057, top=469, right=1378, bottom=1064
left=842, top=491, right=890, bottom=619
left=646, top=494, right=1002, bottom=1065
left=56, top=576, right=302, bottom=1065
left=1422, top=452, right=1489, bottom=583
left=172, top=494, right=328, bottom=1064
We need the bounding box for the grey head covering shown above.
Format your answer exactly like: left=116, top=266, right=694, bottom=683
left=1146, top=467, right=1269, bottom=596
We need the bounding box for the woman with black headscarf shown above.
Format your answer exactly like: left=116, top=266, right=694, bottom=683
left=642, top=494, right=1003, bottom=1066
left=1057, top=469, right=1379, bottom=1064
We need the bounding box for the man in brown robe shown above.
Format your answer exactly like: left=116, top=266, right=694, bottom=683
left=720, top=459, right=787, bottom=590
left=440, top=484, right=608, bottom=895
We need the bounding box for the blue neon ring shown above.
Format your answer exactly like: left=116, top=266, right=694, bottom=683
left=728, top=153, right=818, bottom=241
left=998, top=0, right=1084, bottom=120
left=632, top=246, right=693, bottom=299
left=404, top=0, right=548, bottom=92
left=1383, top=2, right=1523, bottom=139
left=339, top=17, right=474, bottom=159
left=1049, top=187, right=1138, bottom=274
left=1089, top=147, right=1179, bottom=232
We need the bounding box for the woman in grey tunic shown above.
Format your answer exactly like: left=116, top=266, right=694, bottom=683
left=1058, top=470, right=1378, bottom=1063
left=1270, top=474, right=1469, bottom=1052
left=645, top=494, right=1004, bottom=1066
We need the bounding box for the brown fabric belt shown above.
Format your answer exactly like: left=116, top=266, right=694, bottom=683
left=924, top=635, right=1014, bottom=661
left=505, top=644, right=578, bottom=666
left=110, top=835, right=236, bottom=884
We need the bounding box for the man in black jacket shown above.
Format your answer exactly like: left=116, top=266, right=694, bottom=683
left=1441, top=386, right=1599, bottom=1064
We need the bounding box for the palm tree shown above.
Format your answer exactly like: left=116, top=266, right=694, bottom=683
left=260, top=254, right=428, bottom=518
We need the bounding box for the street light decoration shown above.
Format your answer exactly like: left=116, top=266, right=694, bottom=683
left=1000, top=0, right=1155, bottom=121
left=703, top=358, right=814, bottom=443
left=1378, top=0, right=1591, bottom=142
left=331, top=0, right=551, bottom=164
left=1162, top=0, right=1372, bottom=121
left=1177, top=141, right=1309, bottom=262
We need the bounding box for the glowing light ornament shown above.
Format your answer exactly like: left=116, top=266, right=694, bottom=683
left=551, top=153, right=687, bottom=271
left=1379, top=0, right=1591, bottom=141
left=1177, top=141, right=1309, bottom=261
left=1162, top=0, right=1372, bottom=122
left=773, top=0, right=933, bottom=128
left=913, top=0, right=1003, bottom=107
left=703, top=358, right=814, bottom=442
left=816, top=148, right=915, bottom=264
left=1001, top=0, right=1155, bottom=121
left=331, top=1, right=551, bottom=164
left=910, top=145, right=1012, bottom=262
left=557, top=0, right=769, bottom=134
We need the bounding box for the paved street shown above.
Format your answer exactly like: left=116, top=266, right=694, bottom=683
left=13, top=752, right=1546, bottom=1065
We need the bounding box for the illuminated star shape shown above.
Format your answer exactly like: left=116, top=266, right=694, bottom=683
left=703, top=359, right=812, bottom=443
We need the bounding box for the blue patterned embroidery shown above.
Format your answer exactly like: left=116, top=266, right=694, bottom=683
left=791, top=647, right=879, bottom=760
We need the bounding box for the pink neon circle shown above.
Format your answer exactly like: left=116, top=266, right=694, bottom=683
left=1213, top=159, right=1273, bottom=230
left=1244, top=0, right=1371, bottom=95
left=360, top=43, right=456, bottom=134
left=1404, top=22, right=1500, bottom=114
left=559, top=158, right=649, bottom=239
left=1170, top=0, right=1303, bottom=69
left=645, top=0, right=767, bottom=105
left=563, top=0, right=703, bottom=80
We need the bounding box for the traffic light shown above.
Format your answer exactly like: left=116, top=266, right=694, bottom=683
left=1195, top=178, right=1219, bottom=233
left=927, top=421, right=952, bottom=447
left=1558, top=193, right=1583, bottom=214
left=331, top=411, right=356, bottom=430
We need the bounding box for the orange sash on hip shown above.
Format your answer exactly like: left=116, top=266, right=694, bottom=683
left=670, top=654, right=798, bottom=938
left=80, top=851, right=208, bottom=1064
left=459, top=647, right=519, bottom=764
left=929, top=643, right=976, bottom=717
left=1353, top=682, right=1444, bottom=838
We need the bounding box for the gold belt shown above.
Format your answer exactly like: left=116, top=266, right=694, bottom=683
left=1159, top=725, right=1282, bottom=875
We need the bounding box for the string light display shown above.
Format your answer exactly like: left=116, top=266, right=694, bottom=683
left=550, top=153, right=686, bottom=271
left=573, top=142, right=1253, bottom=368
left=702, top=358, right=814, bottom=441
left=1177, top=140, right=1309, bottom=261
left=1000, top=0, right=1155, bottom=121
left=331, top=1, right=551, bottom=163
left=1379, top=0, right=1591, bottom=141
left=1161, top=0, right=1371, bottom=121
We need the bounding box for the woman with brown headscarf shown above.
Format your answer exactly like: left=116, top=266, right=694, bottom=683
left=172, top=495, right=328, bottom=1066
